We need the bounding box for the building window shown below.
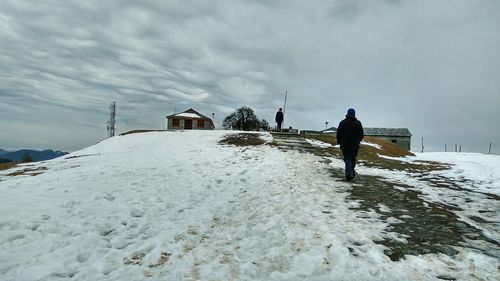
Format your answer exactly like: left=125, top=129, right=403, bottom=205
left=197, top=120, right=205, bottom=128
left=391, top=139, right=397, bottom=143
left=172, top=119, right=180, bottom=127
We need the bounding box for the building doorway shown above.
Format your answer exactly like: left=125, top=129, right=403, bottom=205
left=184, top=120, right=193, bottom=129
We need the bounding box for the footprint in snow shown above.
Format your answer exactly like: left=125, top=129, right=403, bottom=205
left=26, top=223, right=40, bottom=231
left=61, top=200, right=76, bottom=209
left=103, top=193, right=116, bottom=201
left=131, top=209, right=145, bottom=218
left=76, top=252, right=91, bottom=263
left=2, top=234, right=26, bottom=244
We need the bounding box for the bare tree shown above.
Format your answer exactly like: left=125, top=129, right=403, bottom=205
left=259, top=119, right=269, bottom=131
left=223, top=106, right=262, bottom=131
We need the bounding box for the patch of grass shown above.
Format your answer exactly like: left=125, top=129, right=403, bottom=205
left=7, top=166, right=48, bottom=177
left=120, top=129, right=165, bottom=136
left=220, top=133, right=266, bottom=146
left=123, top=253, right=146, bottom=266
left=65, top=154, right=100, bottom=159
left=0, top=163, right=17, bottom=171
left=305, top=135, right=447, bottom=173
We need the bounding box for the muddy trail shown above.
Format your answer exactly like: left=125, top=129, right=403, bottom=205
left=270, top=133, right=499, bottom=262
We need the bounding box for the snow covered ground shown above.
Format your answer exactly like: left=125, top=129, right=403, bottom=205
left=0, top=131, right=498, bottom=280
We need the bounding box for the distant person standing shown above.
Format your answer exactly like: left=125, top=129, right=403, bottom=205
left=275, top=108, right=284, bottom=131
left=336, top=108, right=364, bottom=181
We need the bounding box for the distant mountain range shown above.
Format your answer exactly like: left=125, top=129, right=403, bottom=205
left=0, top=149, right=68, bottom=162
left=0, top=157, right=12, bottom=164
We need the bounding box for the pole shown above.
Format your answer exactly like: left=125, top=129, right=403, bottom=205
left=283, top=90, right=288, bottom=128
left=421, top=138, right=424, bottom=153
left=107, top=101, right=116, bottom=138
left=445, top=144, right=447, bottom=152
left=489, top=142, right=492, bottom=154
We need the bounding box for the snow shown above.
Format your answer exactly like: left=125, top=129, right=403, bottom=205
left=0, top=131, right=498, bottom=280
left=305, top=139, right=380, bottom=150
left=361, top=141, right=382, bottom=150
left=174, top=113, right=201, bottom=118
left=305, top=138, right=332, bottom=148
left=412, top=152, right=500, bottom=196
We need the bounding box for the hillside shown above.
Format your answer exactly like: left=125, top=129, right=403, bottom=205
left=0, top=131, right=498, bottom=280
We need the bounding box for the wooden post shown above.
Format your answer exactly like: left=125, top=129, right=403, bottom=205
left=421, top=138, right=424, bottom=153
left=489, top=142, right=492, bottom=154
left=459, top=145, right=462, bottom=153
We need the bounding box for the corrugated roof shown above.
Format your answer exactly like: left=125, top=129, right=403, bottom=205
left=364, top=128, right=412, bottom=137
left=323, top=127, right=337, bottom=132
left=321, top=127, right=411, bottom=137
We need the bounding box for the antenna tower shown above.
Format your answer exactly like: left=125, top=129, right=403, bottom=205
left=107, top=101, right=116, bottom=138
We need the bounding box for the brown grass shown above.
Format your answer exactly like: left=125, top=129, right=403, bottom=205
left=65, top=154, right=99, bottom=159
left=304, top=134, right=447, bottom=172
left=123, top=253, right=145, bottom=266
left=148, top=252, right=171, bottom=268
left=0, top=163, right=17, bottom=171
left=220, top=133, right=266, bottom=146
left=6, top=166, right=48, bottom=177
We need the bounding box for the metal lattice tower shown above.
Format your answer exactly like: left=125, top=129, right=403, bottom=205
left=107, top=102, right=116, bottom=138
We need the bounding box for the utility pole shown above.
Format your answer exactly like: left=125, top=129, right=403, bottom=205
left=211, top=113, right=215, bottom=129
left=283, top=90, right=288, bottom=128
left=445, top=144, right=447, bottom=152
left=421, top=138, right=424, bottom=153
left=107, top=101, right=116, bottom=138
left=489, top=142, right=492, bottom=154
left=325, top=121, right=329, bottom=130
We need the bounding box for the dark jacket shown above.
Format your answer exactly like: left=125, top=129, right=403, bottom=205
left=336, top=116, right=364, bottom=152
left=275, top=111, right=284, bottom=123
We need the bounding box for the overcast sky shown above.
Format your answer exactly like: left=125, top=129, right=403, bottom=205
left=1, top=0, right=499, bottom=154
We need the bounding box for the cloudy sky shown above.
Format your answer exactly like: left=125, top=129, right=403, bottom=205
left=1, top=0, right=499, bottom=153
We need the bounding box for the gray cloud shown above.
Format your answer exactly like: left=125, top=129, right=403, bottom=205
left=1, top=0, right=499, bottom=153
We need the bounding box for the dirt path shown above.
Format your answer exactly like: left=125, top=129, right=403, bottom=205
left=271, top=133, right=500, bottom=262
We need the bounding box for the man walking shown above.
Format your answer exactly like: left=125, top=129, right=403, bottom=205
left=336, top=108, right=364, bottom=181
left=275, top=108, right=284, bottom=131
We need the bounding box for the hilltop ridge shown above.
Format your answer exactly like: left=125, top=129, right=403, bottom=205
left=0, top=131, right=498, bottom=280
